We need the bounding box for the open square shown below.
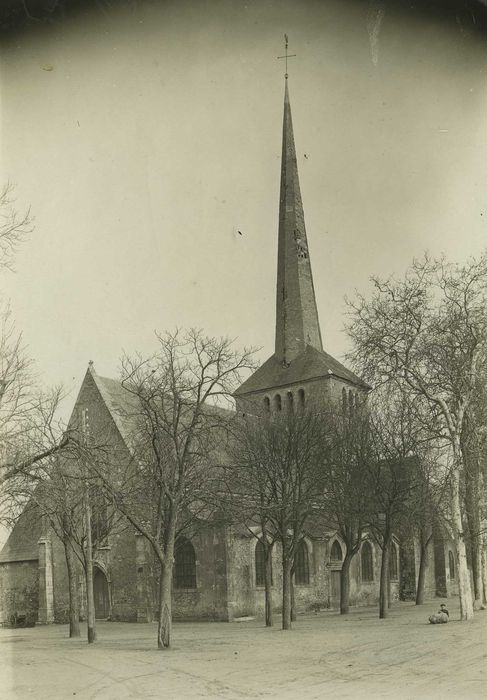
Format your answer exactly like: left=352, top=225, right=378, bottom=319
left=2, top=601, right=487, bottom=700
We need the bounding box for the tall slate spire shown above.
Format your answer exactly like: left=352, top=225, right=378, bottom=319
left=234, top=73, right=369, bottom=401
left=275, top=79, right=323, bottom=364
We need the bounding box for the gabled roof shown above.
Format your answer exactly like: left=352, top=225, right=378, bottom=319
left=90, top=372, right=139, bottom=450
left=87, top=367, right=236, bottom=455
left=234, top=344, right=369, bottom=396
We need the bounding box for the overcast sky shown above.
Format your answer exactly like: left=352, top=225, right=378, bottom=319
left=1, top=0, right=487, bottom=420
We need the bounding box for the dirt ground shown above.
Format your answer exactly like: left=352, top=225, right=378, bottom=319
left=1, top=600, right=487, bottom=700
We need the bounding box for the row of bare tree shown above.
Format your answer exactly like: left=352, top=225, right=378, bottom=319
left=0, top=187, right=107, bottom=641
left=4, top=315, right=487, bottom=645
left=1, top=185, right=487, bottom=647
left=26, top=332, right=475, bottom=648
left=347, top=253, right=487, bottom=620
left=12, top=341, right=431, bottom=646
left=222, top=392, right=452, bottom=629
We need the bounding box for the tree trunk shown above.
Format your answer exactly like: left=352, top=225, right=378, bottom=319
left=340, top=553, right=352, bottom=615
left=451, top=468, right=474, bottom=620
left=387, top=564, right=392, bottom=609
left=471, top=539, right=482, bottom=610
left=281, top=553, right=292, bottom=630
left=156, top=513, right=176, bottom=649
left=157, top=560, right=173, bottom=649
left=264, top=546, right=273, bottom=627
left=481, top=542, right=487, bottom=607
left=84, top=494, right=96, bottom=644
left=465, top=458, right=482, bottom=610
left=379, top=539, right=390, bottom=619
left=290, top=566, right=296, bottom=622
left=415, top=536, right=429, bottom=605
left=63, top=536, right=80, bottom=638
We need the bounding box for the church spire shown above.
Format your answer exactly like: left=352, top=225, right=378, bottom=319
left=275, top=77, right=323, bottom=364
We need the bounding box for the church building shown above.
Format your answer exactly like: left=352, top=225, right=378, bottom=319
left=0, top=76, right=457, bottom=626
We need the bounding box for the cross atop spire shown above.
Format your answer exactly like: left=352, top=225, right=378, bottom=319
left=277, top=34, right=296, bottom=79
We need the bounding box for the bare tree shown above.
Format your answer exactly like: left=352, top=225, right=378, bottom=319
left=412, top=454, right=448, bottom=606
left=0, top=186, right=75, bottom=493
left=222, top=413, right=281, bottom=628
left=93, top=329, right=256, bottom=649
left=0, top=183, right=32, bottom=271
left=461, top=373, right=487, bottom=609
left=319, top=404, right=371, bottom=614
left=2, top=452, right=84, bottom=639
left=347, top=253, right=487, bottom=620
left=36, top=462, right=84, bottom=639
left=0, top=184, right=112, bottom=639
left=363, top=392, right=429, bottom=618
left=228, top=410, right=327, bottom=630
left=0, top=184, right=101, bottom=641
left=0, top=308, right=73, bottom=490
left=4, top=431, right=116, bottom=642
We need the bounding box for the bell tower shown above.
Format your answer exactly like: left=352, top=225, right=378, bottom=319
left=235, top=42, right=368, bottom=413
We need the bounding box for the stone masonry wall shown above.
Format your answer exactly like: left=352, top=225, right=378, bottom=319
left=109, top=529, right=138, bottom=621
left=225, top=532, right=390, bottom=618
left=172, top=525, right=229, bottom=621
left=133, top=524, right=230, bottom=623
left=0, top=561, right=38, bottom=626
left=0, top=501, right=43, bottom=626
left=236, top=374, right=367, bottom=422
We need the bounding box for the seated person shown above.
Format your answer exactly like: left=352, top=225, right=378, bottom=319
left=429, top=603, right=449, bottom=624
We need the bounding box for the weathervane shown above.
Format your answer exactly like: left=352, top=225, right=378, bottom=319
left=277, top=34, right=296, bottom=79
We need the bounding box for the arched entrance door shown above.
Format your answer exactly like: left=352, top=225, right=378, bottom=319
left=329, top=540, right=343, bottom=610
left=93, top=568, right=110, bottom=619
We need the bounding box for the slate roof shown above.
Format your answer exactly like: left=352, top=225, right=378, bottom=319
left=274, top=79, right=324, bottom=363
left=0, top=548, right=38, bottom=563
left=0, top=501, right=41, bottom=564
left=90, top=370, right=235, bottom=455
left=91, top=373, right=140, bottom=450
left=234, top=344, right=369, bottom=396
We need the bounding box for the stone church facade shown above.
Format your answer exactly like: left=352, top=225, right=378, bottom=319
left=0, top=78, right=458, bottom=627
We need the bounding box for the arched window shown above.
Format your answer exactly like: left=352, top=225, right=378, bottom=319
left=330, top=540, right=343, bottom=562
left=297, top=388, right=305, bottom=410
left=389, top=542, right=398, bottom=580
left=342, top=387, right=347, bottom=415
left=295, top=540, right=310, bottom=585
left=174, top=538, right=196, bottom=589
left=273, top=394, right=282, bottom=412
left=90, top=487, right=109, bottom=547
left=348, top=390, right=354, bottom=417
left=263, top=396, right=270, bottom=414
left=255, top=540, right=273, bottom=587
left=93, top=567, right=110, bottom=619
left=361, top=541, right=374, bottom=582
left=449, top=550, right=455, bottom=580
left=286, top=391, right=294, bottom=414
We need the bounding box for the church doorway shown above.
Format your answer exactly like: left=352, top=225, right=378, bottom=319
left=93, top=568, right=110, bottom=619
left=330, top=570, right=341, bottom=610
